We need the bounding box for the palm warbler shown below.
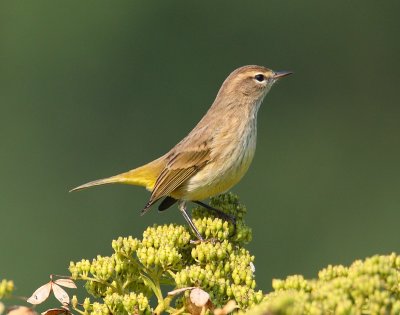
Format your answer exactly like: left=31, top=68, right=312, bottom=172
left=71, top=65, right=292, bottom=240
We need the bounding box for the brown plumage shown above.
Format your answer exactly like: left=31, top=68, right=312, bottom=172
left=71, top=65, right=292, bottom=240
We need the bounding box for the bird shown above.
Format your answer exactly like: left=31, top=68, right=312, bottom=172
left=70, top=65, right=292, bottom=240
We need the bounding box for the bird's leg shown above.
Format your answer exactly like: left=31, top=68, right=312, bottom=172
left=178, top=201, right=204, bottom=242
left=193, top=200, right=236, bottom=227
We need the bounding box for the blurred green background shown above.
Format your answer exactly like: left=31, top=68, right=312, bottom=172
left=1, top=0, right=399, bottom=299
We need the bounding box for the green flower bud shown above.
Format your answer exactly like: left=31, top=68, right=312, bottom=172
left=83, top=297, right=91, bottom=311
left=226, top=286, right=233, bottom=297
left=71, top=295, right=78, bottom=308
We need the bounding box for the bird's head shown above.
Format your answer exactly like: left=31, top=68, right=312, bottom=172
left=215, top=65, right=292, bottom=110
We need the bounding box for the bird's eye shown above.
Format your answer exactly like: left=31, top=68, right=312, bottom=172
left=254, top=74, right=265, bottom=82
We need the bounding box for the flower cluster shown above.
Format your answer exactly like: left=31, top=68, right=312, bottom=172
left=245, top=253, right=400, bottom=315
left=176, top=240, right=262, bottom=309
left=69, top=193, right=261, bottom=314
left=0, top=279, right=14, bottom=299
left=71, top=293, right=151, bottom=315
left=192, top=193, right=252, bottom=245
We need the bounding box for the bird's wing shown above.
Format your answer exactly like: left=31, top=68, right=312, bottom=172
left=141, top=147, right=211, bottom=213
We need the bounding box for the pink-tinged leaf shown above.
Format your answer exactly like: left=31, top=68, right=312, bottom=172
left=52, top=284, right=69, bottom=305
left=190, top=288, right=210, bottom=307
left=41, top=307, right=70, bottom=315
left=7, top=306, right=38, bottom=315
left=53, top=279, right=76, bottom=289
left=27, top=282, right=52, bottom=305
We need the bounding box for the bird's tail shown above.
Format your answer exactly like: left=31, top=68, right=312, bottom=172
left=69, top=155, right=166, bottom=193
left=69, top=175, right=123, bottom=192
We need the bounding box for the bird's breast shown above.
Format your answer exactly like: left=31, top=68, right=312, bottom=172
left=173, top=118, right=258, bottom=201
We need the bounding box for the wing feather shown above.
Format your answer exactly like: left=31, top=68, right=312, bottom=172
left=142, top=148, right=210, bottom=211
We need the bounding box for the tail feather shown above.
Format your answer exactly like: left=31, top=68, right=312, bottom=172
left=69, top=176, right=123, bottom=192
left=69, top=155, right=167, bottom=193
left=140, top=200, right=154, bottom=216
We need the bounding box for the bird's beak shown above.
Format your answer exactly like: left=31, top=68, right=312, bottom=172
left=273, top=71, right=293, bottom=79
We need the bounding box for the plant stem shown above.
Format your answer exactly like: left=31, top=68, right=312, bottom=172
left=154, top=295, right=173, bottom=315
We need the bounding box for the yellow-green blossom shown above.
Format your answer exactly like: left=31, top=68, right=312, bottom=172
left=0, top=279, right=14, bottom=299
left=245, top=253, right=400, bottom=315
left=69, top=193, right=260, bottom=314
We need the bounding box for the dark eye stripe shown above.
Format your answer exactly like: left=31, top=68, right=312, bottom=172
left=254, top=74, right=265, bottom=82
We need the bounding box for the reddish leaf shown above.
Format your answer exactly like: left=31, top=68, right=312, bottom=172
left=41, top=308, right=70, bottom=315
